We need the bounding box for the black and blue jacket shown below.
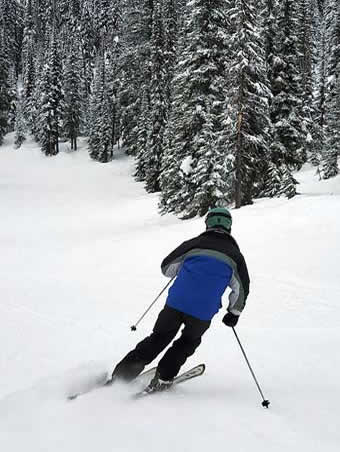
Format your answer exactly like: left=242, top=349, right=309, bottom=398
left=161, top=229, right=250, bottom=321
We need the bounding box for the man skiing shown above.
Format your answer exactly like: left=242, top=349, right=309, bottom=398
left=110, top=207, right=250, bottom=392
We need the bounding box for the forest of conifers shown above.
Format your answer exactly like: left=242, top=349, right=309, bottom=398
left=0, top=0, right=339, bottom=214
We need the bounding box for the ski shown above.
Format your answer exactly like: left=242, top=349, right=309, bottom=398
left=67, top=366, right=157, bottom=401
left=133, top=363, right=205, bottom=399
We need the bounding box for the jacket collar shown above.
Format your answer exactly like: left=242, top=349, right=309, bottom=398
left=202, top=228, right=240, bottom=249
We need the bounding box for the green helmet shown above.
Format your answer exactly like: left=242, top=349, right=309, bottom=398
left=205, top=207, right=232, bottom=232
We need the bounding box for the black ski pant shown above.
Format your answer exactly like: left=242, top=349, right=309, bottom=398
left=112, top=305, right=210, bottom=381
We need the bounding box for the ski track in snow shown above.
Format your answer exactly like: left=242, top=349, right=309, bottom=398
left=0, top=133, right=339, bottom=452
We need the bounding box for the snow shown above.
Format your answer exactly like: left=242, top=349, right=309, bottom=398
left=1, top=133, right=340, bottom=452
left=180, top=155, right=193, bottom=175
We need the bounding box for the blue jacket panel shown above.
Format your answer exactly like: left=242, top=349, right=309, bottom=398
left=161, top=230, right=250, bottom=318
left=166, top=255, right=233, bottom=321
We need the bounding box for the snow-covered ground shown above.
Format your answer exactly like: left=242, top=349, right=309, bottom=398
left=0, top=133, right=339, bottom=452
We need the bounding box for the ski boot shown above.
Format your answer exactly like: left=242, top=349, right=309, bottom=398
left=145, top=371, right=173, bottom=393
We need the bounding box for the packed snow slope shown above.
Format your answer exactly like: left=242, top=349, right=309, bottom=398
left=0, top=133, right=339, bottom=452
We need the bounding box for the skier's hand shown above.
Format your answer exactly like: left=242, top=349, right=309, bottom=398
left=222, top=312, right=239, bottom=327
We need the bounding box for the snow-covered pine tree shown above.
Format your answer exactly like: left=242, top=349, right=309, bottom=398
left=0, top=31, right=11, bottom=144
left=322, top=0, right=340, bottom=178
left=97, top=0, right=118, bottom=46
left=14, top=94, right=26, bottom=148
left=156, top=0, right=184, bottom=203
left=297, top=0, right=317, bottom=165
left=0, top=0, right=24, bottom=78
left=89, top=53, right=104, bottom=161
left=7, top=66, right=18, bottom=133
left=105, top=52, right=121, bottom=151
left=119, top=0, right=153, bottom=155
left=58, top=0, right=81, bottom=31
left=261, top=161, right=283, bottom=198
left=134, top=88, right=151, bottom=181
left=28, top=55, right=44, bottom=142
left=0, top=0, right=23, bottom=142
left=37, top=62, right=55, bottom=155
left=108, top=1, right=123, bottom=147
left=305, top=0, right=324, bottom=169
left=262, top=0, right=277, bottom=88
left=35, top=0, right=54, bottom=46
left=260, top=0, right=284, bottom=195
left=62, top=37, right=82, bottom=151
left=160, top=0, right=231, bottom=217
left=79, top=0, right=96, bottom=100
left=21, top=0, right=36, bottom=133
left=89, top=51, right=114, bottom=162
left=312, top=0, right=327, bottom=169
left=269, top=0, right=303, bottom=198
left=98, top=90, right=114, bottom=162
left=272, top=0, right=305, bottom=167
left=37, top=32, right=63, bottom=156
left=158, top=87, right=183, bottom=214
left=163, top=0, right=182, bottom=111
left=314, top=1, right=327, bottom=116
left=143, top=0, right=167, bottom=193
left=227, top=0, right=272, bottom=208
left=280, top=163, right=299, bottom=198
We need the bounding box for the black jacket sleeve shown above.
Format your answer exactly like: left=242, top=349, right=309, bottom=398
left=161, top=237, right=200, bottom=277
left=238, top=253, right=250, bottom=302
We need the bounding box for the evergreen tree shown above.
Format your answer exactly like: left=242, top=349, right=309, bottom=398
left=261, top=0, right=285, bottom=196
left=62, top=38, right=82, bottom=150
left=134, top=88, right=151, bottom=181
left=0, top=0, right=24, bottom=142
left=297, top=0, right=317, bottom=164
left=105, top=2, right=123, bottom=148
left=38, top=33, right=63, bottom=156
left=119, top=0, right=153, bottom=155
left=0, top=32, right=11, bottom=144
left=21, top=0, right=36, bottom=131
left=269, top=0, right=303, bottom=198
left=271, top=0, right=304, bottom=168
left=227, top=0, right=272, bottom=208
left=7, top=66, right=18, bottom=132
left=14, top=95, right=26, bottom=148
left=79, top=0, right=96, bottom=99
left=89, top=54, right=105, bottom=161
left=263, top=0, right=277, bottom=88
left=314, top=1, right=327, bottom=131
left=261, top=161, right=283, bottom=198
left=105, top=52, right=121, bottom=150
left=89, top=52, right=114, bottom=162
left=97, top=0, right=117, bottom=46
left=119, top=56, right=143, bottom=155
left=34, top=0, right=54, bottom=46
left=280, top=163, right=299, bottom=198
left=322, top=0, right=340, bottom=178
left=98, top=90, right=114, bottom=162
left=163, top=0, right=181, bottom=110
left=160, top=0, right=231, bottom=217
left=0, top=0, right=24, bottom=77
left=143, top=0, right=167, bottom=193
left=307, top=0, right=324, bottom=168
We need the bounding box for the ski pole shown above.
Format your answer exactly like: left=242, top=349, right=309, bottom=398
left=130, top=277, right=175, bottom=331
left=232, top=327, right=270, bottom=408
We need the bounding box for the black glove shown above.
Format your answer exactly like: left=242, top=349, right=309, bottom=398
left=222, top=312, right=239, bottom=327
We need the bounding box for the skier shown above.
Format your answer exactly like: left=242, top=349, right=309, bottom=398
left=110, top=207, right=250, bottom=392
